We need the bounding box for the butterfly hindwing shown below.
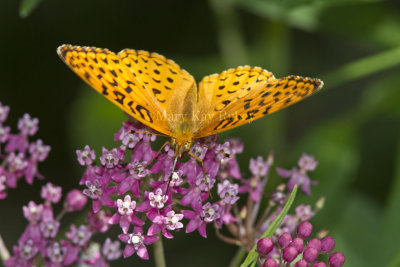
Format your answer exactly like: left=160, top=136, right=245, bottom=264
left=57, top=45, right=172, bottom=135
left=194, top=68, right=323, bottom=138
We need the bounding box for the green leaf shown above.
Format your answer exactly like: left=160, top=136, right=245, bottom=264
left=386, top=248, right=400, bottom=267
left=380, top=132, right=400, bottom=265
left=240, top=186, right=298, bottom=267
left=321, top=46, right=400, bottom=89
left=19, top=0, right=42, bottom=18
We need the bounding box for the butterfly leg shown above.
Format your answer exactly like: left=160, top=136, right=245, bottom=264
left=188, top=151, right=213, bottom=199
left=165, top=156, right=178, bottom=194
left=144, top=140, right=170, bottom=167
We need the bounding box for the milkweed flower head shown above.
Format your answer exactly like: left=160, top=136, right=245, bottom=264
left=0, top=102, right=50, bottom=199
left=3, top=115, right=344, bottom=265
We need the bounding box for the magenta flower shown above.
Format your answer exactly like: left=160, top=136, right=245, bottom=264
left=0, top=173, right=7, bottom=199
left=102, top=238, right=122, bottom=261
left=18, top=114, right=39, bottom=136
left=0, top=102, right=10, bottom=122
left=249, top=156, right=272, bottom=177
left=119, top=229, right=158, bottom=259
left=40, top=219, right=60, bottom=239
left=83, top=179, right=116, bottom=213
left=147, top=205, right=184, bottom=238
left=149, top=188, right=168, bottom=209
left=119, top=128, right=141, bottom=150
left=29, top=139, right=50, bottom=162
left=23, top=201, right=43, bottom=222
left=66, top=224, right=92, bottom=246
left=114, top=160, right=149, bottom=195
left=45, top=242, right=66, bottom=267
left=41, top=183, right=62, bottom=204
left=88, top=210, right=112, bottom=233
left=109, top=195, right=144, bottom=233
left=0, top=124, right=10, bottom=143
left=76, top=145, right=96, bottom=166
left=7, top=152, right=28, bottom=173
left=65, top=189, right=87, bottom=211
left=218, top=180, right=239, bottom=205
left=276, top=153, right=318, bottom=195
left=183, top=202, right=220, bottom=237
left=100, top=147, right=124, bottom=168
left=296, top=204, right=315, bottom=221
left=4, top=239, right=38, bottom=267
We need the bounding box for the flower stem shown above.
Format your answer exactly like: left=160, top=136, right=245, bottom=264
left=153, top=235, right=167, bottom=267
left=229, top=247, right=246, bottom=267
left=0, top=233, right=10, bottom=262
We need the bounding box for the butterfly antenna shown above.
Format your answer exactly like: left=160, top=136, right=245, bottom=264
left=129, top=129, right=170, bottom=138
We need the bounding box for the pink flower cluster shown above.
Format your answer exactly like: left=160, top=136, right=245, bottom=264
left=2, top=112, right=345, bottom=266
left=0, top=102, right=50, bottom=199
left=77, top=120, right=244, bottom=258
left=5, top=183, right=122, bottom=267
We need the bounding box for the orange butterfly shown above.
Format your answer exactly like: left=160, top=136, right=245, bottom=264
left=57, top=45, right=323, bottom=159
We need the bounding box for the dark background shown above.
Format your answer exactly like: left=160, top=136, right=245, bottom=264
left=1, top=0, right=400, bottom=266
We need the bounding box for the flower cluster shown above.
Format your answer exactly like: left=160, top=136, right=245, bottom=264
left=2, top=114, right=345, bottom=266
left=77, top=120, right=245, bottom=258
left=4, top=182, right=122, bottom=267
left=74, top=118, right=344, bottom=262
left=257, top=221, right=345, bottom=267
left=0, top=102, right=50, bottom=199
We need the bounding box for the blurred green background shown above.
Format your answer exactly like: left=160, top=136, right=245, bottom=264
left=1, top=0, right=400, bottom=266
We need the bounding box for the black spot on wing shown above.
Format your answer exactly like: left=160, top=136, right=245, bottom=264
left=113, top=91, right=125, bottom=105
left=136, top=105, right=153, bottom=122
left=214, top=117, right=234, bottom=130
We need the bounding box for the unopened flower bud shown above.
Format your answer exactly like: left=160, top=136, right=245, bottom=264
left=303, top=247, right=319, bottom=262
left=257, top=237, right=274, bottom=255
left=65, top=189, right=87, bottom=211
left=289, top=237, right=304, bottom=253
left=297, top=221, right=313, bottom=239
left=307, top=238, right=321, bottom=252
left=320, top=236, right=335, bottom=253
left=328, top=252, right=345, bottom=267
left=278, top=232, right=292, bottom=248
left=263, top=257, right=277, bottom=267
left=311, top=262, right=326, bottom=267
left=294, top=259, right=309, bottom=267
left=282, top=246, right=298, bottom=262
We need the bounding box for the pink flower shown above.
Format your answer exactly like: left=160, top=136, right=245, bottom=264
left=119, top=229, right=158, bottom=259
left=76, top=145, right=96, bottom=166
left=109, top=195, right=144, bottom=233
left=41, top=183, right=62, bottom=204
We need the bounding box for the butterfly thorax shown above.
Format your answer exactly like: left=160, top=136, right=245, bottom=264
left=170, top=138, right=192, bottom=158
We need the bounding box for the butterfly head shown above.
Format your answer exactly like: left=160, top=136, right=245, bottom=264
left=170, top=138, right=192, bottom=158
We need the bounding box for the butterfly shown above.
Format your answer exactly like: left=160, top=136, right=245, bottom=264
left=57, top=45, right=323, bottom=160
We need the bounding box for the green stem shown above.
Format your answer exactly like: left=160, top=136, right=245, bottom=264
left=0, top=233, right=10, bottom=262
left=321, top=46, right=400, bottom=89
left=229, top=247, right=246, bottom=267
left=153, top=235, right=167, bottom=267
left=209, top=0, right=248, bottom=66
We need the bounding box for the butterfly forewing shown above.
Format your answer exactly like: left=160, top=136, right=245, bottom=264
left=194, top=69, right=323, bottom=138
left=57, top=45, right=173, bottom=136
